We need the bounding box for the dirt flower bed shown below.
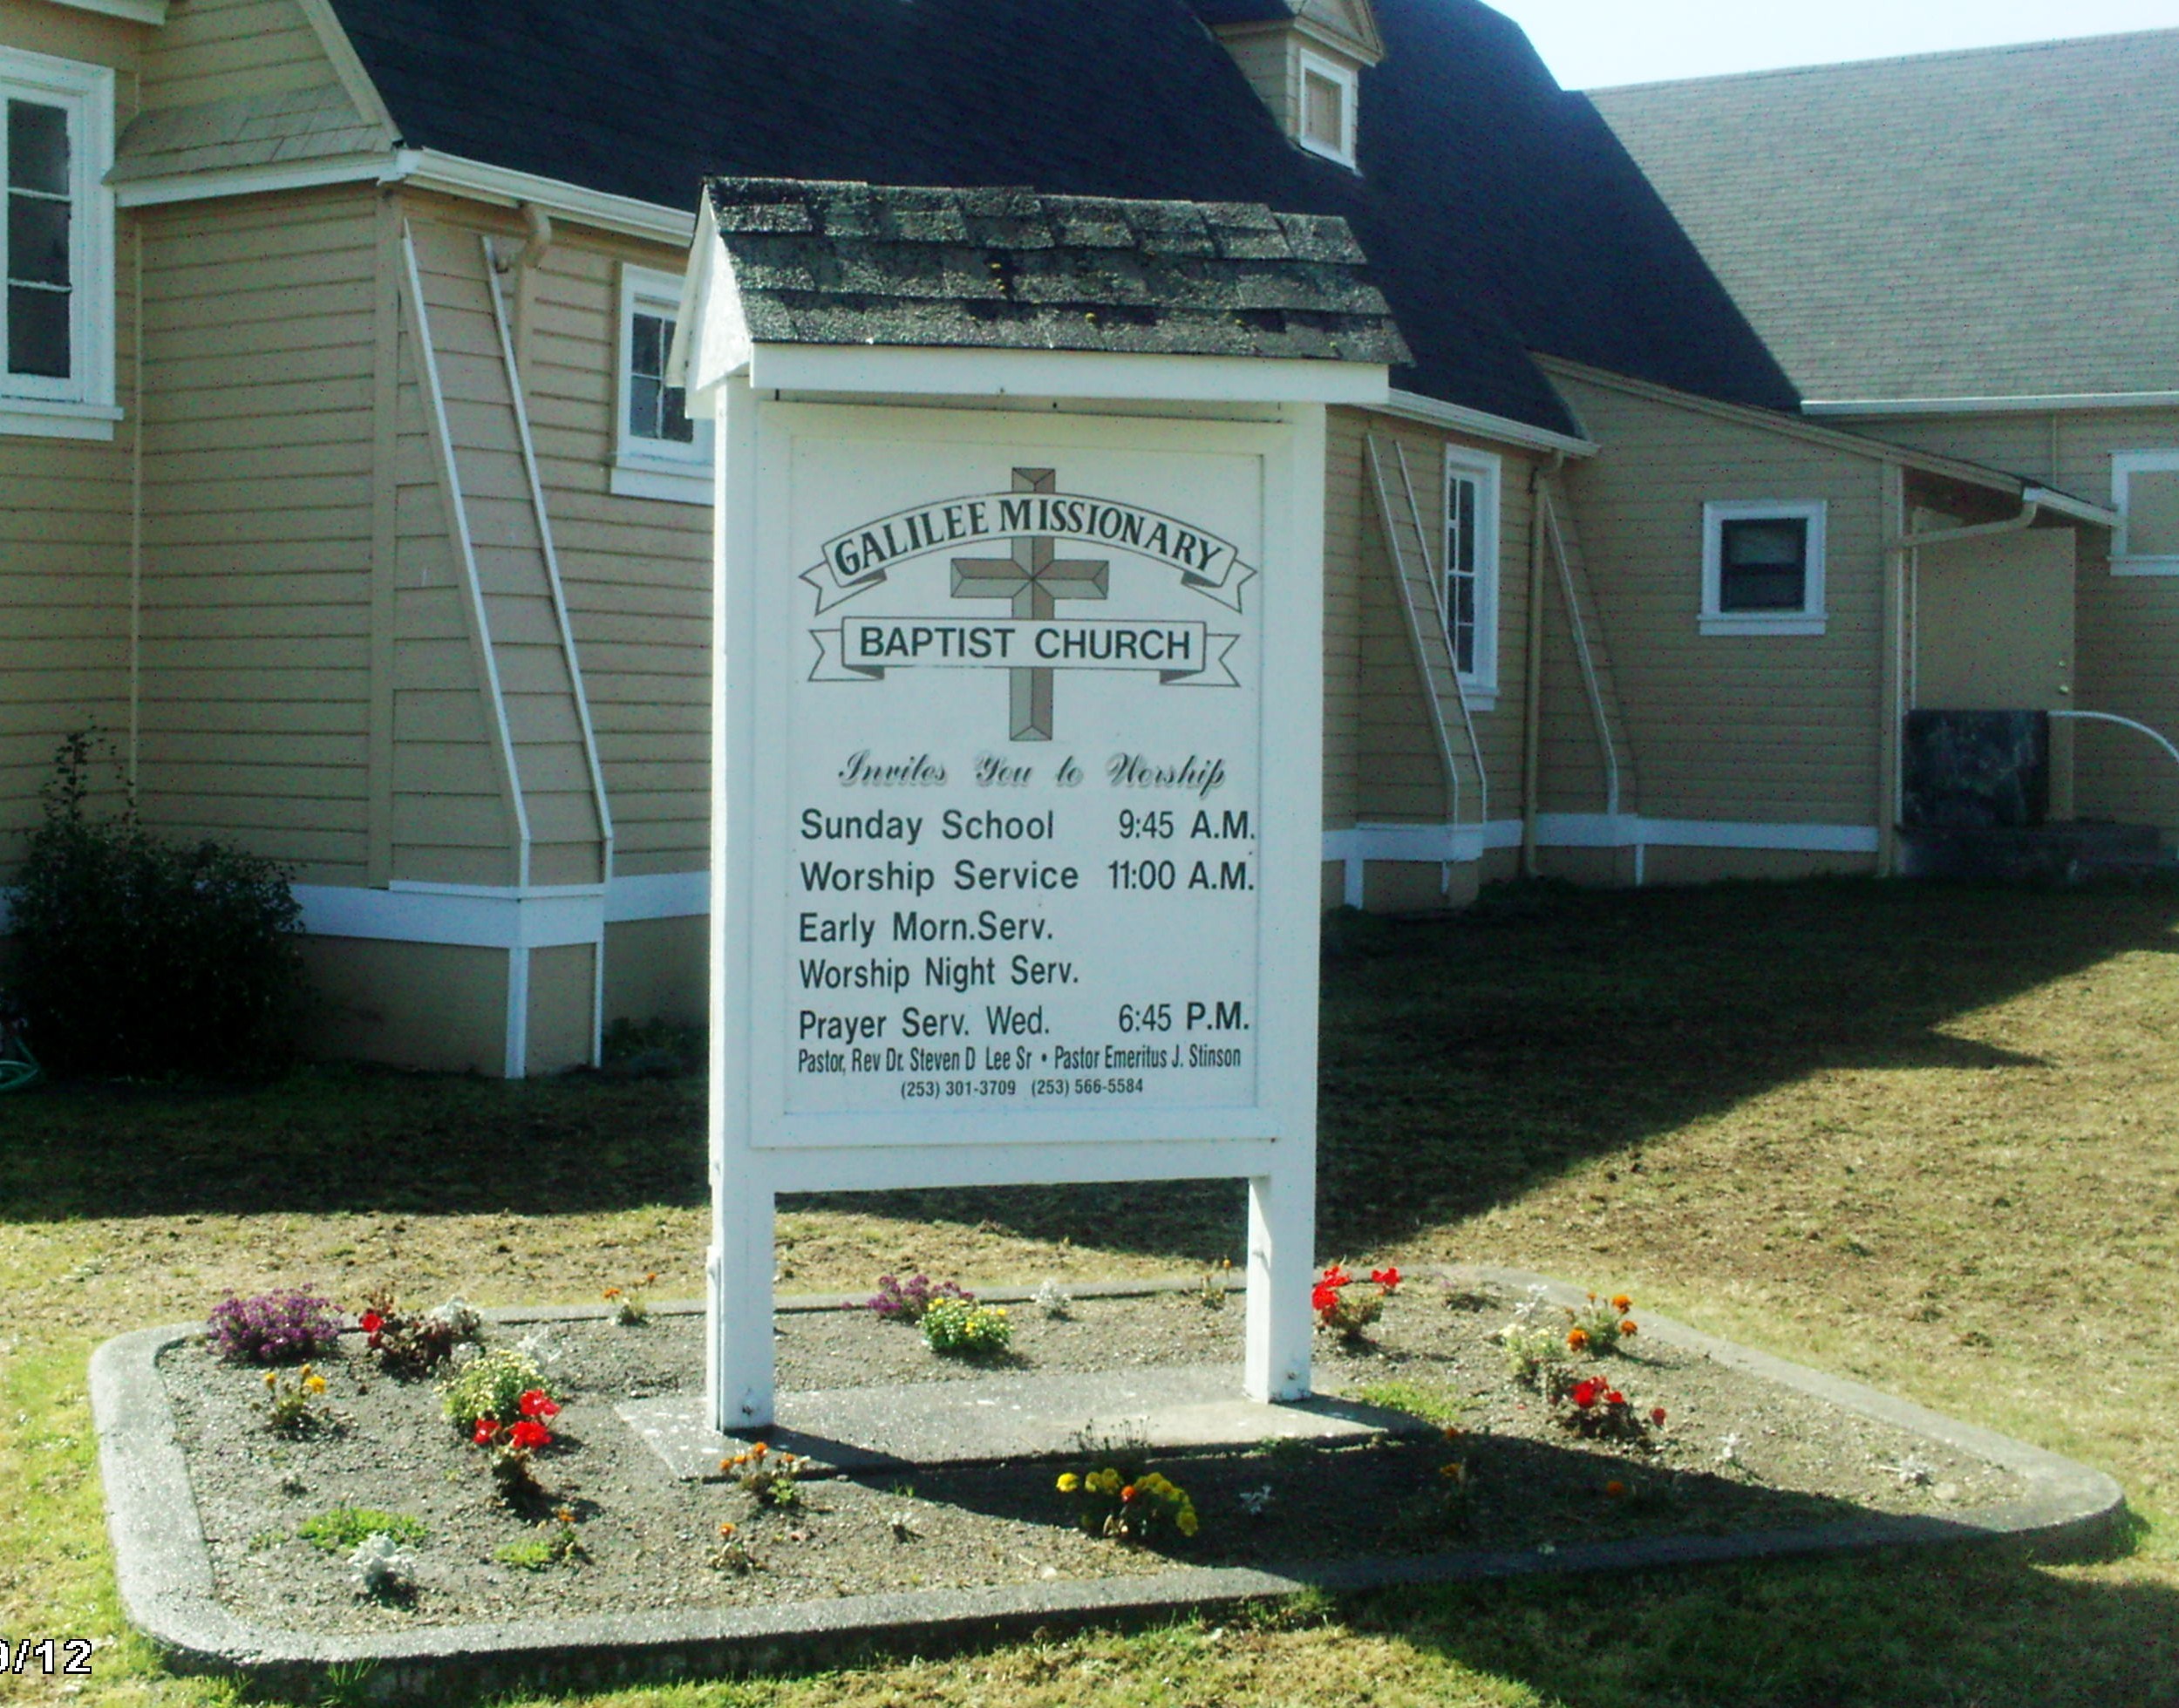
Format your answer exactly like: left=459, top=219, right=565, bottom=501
left=160, top=1277, right=2024, bottom=1637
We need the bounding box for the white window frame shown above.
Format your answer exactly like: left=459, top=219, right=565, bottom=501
left=0, top=45, right=118, bottom=441
left=2111, top=449, right=2179, bottom=576
left=1296, top=47, right=1359, bottom=169
left=1443, top=446, right=1501, bottom=709
left=610, top=262, right=712, bottom=505
left=1700, top=499, right=1828, bottom=636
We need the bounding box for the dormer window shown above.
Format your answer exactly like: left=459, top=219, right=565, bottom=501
left=1298, top=50, right=1358, bottom=166
left=1196, top=1, right=1381, bottom=175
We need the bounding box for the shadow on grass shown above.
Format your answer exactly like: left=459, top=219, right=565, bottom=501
left=2, top=880, right=2174, bottom=1260
left=1345, top=1532, right=2179, bottom=1708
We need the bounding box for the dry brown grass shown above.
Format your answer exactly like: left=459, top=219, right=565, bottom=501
left=3, top=876, right=2176, bottom=1706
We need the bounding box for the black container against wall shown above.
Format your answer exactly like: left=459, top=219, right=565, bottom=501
left=1902, top=710, right=2050, bottom=830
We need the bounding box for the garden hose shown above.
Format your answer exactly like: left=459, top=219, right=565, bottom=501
left=0, top=1031, right=41, bottom=1092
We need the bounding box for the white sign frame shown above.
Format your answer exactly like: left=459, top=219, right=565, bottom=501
left=705, top=378, right=1330, bottom=1432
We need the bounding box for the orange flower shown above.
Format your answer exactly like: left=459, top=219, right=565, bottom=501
left=1120, top=1484, right=1139, bottom=1502
left=1567, top=1327, right=1590, bottom=1351
left=1619, top=1319, right=1638, bottom=1337
left=750, top=1441, right=768, bottom=1459
left=1604, top=1480, right=1627, bottom=1499
left=718, top=1521, right=737, bottom=1537
left=603, top=1287, right=623, bottom=1300
left=1610, top=1294, right=1632, bottom=1313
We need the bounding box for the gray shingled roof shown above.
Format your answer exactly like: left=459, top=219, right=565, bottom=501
left=1590, top=30, right=2179, bottom=403
left=704, top=179, right=1413, bottom=364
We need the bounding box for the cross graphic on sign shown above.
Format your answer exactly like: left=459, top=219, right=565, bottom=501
left=950, top=467, right=1109, bottom=740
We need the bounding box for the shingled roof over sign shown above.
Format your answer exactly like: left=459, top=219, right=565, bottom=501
left=701, top=180, right=1413, bottom=364
left=321, top=0, right=1796, bottom=435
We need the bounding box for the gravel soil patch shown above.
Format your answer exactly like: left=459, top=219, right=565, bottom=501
left=159, top=1277, right=2026, bottom=1637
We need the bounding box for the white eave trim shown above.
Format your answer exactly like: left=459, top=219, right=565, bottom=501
left=112, top=152, right=396, bottom=208
left=1806, top=391, right=2179, bottom=418
left=51, top=0, right=167, bottom=22
left=744, top=343, right=1393, bottom=405
left=1380, top=387, right=1597, bottom=457
left=393, top=148, right=695, bottom=244
left=2021, top=486, right=2121, bottom=530
left=111, top=146, right=699, bottom=245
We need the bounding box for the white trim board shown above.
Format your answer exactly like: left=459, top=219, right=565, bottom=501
left=297, top=883, right=604, bottom=950
left=51, top=0, right=167, bottom=22
left=296, top=872, right=710, bottom=948
left=1379, top=389, right=1597, bottom=458
left=1532, top=816, right=1880, bottom=854
left=1806, top=391, right=2179, bottom=418
left=1319, top=816, right=1879, bottom=862
left=737, top=344, right=1391, bottom=406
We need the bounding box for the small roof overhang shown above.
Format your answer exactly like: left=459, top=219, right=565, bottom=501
left=677, top=178, right=1409, bottom=411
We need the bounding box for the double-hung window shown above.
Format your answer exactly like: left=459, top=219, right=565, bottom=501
left=1444, top=446, right=1500, bottom=707
left=1700, top=500, right=1828, bottom=636
left=611, top=263, right=712, bottom=504
left=2111, top=450, right=2179, bottom=575
left=1, top=45, right=116, bottom=438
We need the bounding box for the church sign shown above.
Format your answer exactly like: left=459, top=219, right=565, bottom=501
left=682, top=179, right=1404, bottom=1439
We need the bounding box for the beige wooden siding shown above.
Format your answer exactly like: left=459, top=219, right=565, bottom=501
left=1344, top=412, right=1534, bottom=827
left=0, top=1, right=141, bottom=870
left=138, top=0, right=335, bottom=110
left=1554, top=375, right=1887, bottom=827
left=1215, top=28, right=1295, bottom=135
left=1860, top=407, right=2179, bottom=838
left=512, top=230, right=712, bottom=878
left=1534, top=473, right=1639, bottom=816
left=403, top=215, right=606, bottom=888
left=134, top=188, right=378, bottom=879
left=1322, top=408, right=1365, bottom=827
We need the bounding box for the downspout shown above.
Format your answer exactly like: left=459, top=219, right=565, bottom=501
left=1889, top=495, right=2041, bottom=553
left=1521, top=452, right=1563, bottom=879
left=490, top=204, right=555, bottom=386
left=128, top=219, right=144, bottom=792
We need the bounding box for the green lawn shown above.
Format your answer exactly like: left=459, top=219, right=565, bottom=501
left=3, top=877, right=2176, bottom=1706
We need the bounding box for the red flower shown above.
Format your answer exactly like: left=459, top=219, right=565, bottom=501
left=1311, top=1282, right=1341, bottom=1313
left=473, top=1419, right=499, bottom=1446
left=518, top=1389, right=560, bottom=1419
left=508, top=1419, right=552, bottom=1451
left=1604, top=1390, right=1625, bottom=1408
left=1651, top=1406, right=1668, bottom=1426
left=358, top=1310, right=384, bottom=1336
left=1370, top=1266, right=1401, bottom=1292
left=1570, top=1378, right=1604, bottom=1409
left=1320, top=1264, right=1352, bottom=1290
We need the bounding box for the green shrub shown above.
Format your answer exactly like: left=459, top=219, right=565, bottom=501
left=8, top=732, right=306, bottom=1079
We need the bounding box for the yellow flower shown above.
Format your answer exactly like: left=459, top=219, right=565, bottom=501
left=303, top=1374, right=328, bottom=1395
left=262, top=1371, right=277, bottom=1389
left=1176, top=1509, right=1199, bottom=1537
left=1057, top=1473, right=1080, bottom=1493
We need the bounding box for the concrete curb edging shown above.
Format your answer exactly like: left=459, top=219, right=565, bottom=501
left=92, top=1268, right=2129, bottom=1701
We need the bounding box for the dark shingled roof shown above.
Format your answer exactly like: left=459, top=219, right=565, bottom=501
left=324, top=0, right=1797, bottom=435
left=705, top=180, right=1413, bottom=364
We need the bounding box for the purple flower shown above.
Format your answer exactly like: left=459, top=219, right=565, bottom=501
left=207, top=1290, right=343, bottom=1364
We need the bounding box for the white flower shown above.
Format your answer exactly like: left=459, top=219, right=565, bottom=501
left=348, top=1532, right=412, bottom=1597
left=1237, top=1486, right=1274, bottom=1515
left=1717, top=1432, right=1745, bottom=1466
left=514, top=1328, right=561, bottom=1365
left=1032, top=1279, right=1073, bottom=1319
